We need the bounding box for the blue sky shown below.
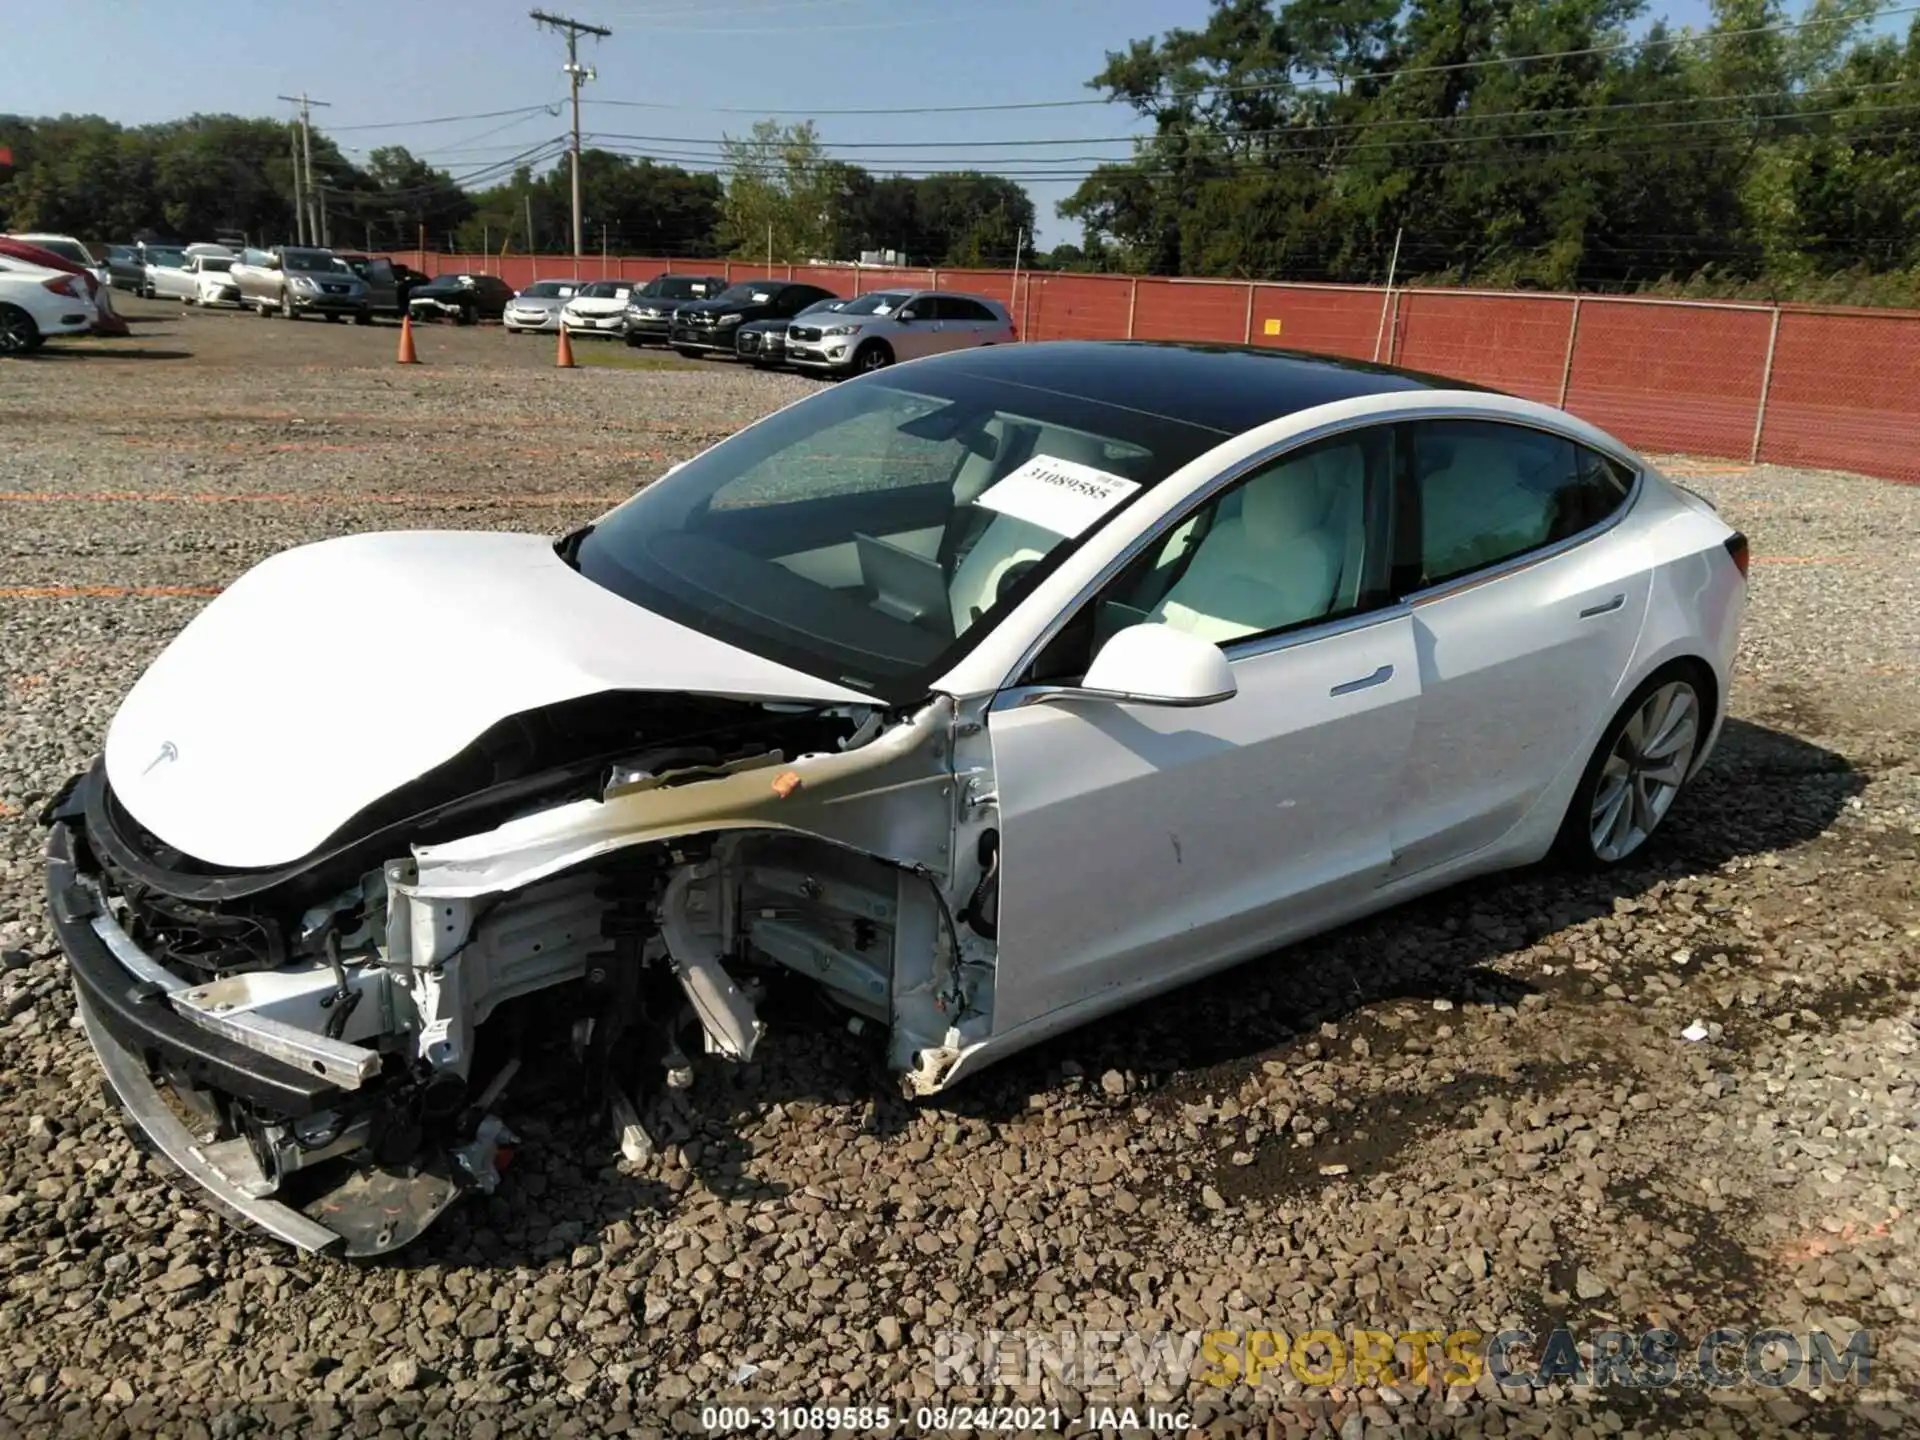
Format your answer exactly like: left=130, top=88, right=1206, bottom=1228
left=7, top=0, right=1751, bottom=247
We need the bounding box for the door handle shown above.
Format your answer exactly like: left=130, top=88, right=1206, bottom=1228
left=1330, top=663, right=1393, bottom=696
left=1579, top=593, right=1626, bottom=618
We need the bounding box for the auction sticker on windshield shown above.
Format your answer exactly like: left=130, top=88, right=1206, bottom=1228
left=974, top=454, right=1141, bottom=539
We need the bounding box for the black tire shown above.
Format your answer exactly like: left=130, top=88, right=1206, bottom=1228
left=854, top=339, right=893, bottom=372
left=1551, top=660, right=1713, bottom=870
left=456, top=305, right=474, bottom=327
left=0, top=304, right=42, bottom=356
left=354, top=310, right=373, bottom=326
left=280, top=289, right=297, bottom=320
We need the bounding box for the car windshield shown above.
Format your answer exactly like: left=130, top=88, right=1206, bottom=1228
left=146, top=248, right=187, bottom=267
left=569, top=368, right=1223, bottom=701
left=523, top=281, right=575, bottom=298
left=577, top=281, right=626, bottom=299
left=714, top=283, right=769, bottom=304
left=798, top=297, right=845, bottom=316
left=281, top=251, right=335, bottom=272
left=200, top=257, right=233, bottom=273
left=838, top=291, right=911, bottom=317
left=646, top=276, right=714, bottom=300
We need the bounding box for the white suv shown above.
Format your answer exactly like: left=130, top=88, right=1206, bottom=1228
left=784, top=289, right=1015, bottom=375
left=0, top=256, right=100, bottom=354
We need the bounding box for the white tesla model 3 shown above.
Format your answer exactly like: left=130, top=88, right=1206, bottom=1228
left=43, top=341, right=1748, bottom=1254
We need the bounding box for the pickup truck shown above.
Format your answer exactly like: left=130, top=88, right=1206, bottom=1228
left=229, top=245, right=372, bottom=322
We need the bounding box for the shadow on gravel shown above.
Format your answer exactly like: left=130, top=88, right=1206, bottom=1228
left=26, top=346, right=194, bottom=362
left=415, top=717, right=1862, bottom=1268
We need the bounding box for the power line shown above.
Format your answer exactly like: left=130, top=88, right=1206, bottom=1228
left=579, top=4, right=1920, bottom=116
left=328, top=102, right=562, bottom=133
left=574, top=79, right=1920, bottom=155
left=584, top=101, right=1920, bottom=176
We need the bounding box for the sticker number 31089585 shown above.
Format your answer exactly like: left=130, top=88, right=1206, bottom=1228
left=973, top=454, right=1142, bottom=539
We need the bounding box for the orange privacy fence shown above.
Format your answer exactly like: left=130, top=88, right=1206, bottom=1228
left=403, top=251, right=1920, bottom=484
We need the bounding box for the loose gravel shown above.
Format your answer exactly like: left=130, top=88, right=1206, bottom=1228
left=0, top=300, right=1915, bottom=1437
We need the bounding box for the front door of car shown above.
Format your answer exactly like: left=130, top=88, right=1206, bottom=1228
left=984, top=425, right=1422, bottom=1036
left=1384, top=418, right=1651, bottom=878
left=891, top=298, right=945, bottom=360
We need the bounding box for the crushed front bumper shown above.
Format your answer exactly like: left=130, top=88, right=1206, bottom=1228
left=41, top=772, right=463, bottom=1257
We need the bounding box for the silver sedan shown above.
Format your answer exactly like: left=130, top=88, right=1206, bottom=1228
left=503, top=279, right=580, bottom=333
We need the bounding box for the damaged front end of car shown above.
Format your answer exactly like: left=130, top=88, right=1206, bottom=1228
left=42, top=689, right=1003, bottom=1257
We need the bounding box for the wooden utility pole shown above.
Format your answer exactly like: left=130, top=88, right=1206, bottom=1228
left=277, top=93, right=332, bottom=247
left=530, top=10, right=611, bottom=259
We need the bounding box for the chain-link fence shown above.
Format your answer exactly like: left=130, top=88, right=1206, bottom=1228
left=404, top=250, right=1920, bottom=483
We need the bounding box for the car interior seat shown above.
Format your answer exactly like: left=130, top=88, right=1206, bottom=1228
left=1149, top=453, right=1344, bottom=644
left=1419, top=434, right=1554, bottom=582
left=946, top=426, right=1116, bottom=634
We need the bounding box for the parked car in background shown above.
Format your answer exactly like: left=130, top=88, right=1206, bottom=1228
left=0, top=237, right=126, bottom=336
left=503, top=279, right=581, bottom=333
left=145, top=249, right=200, bottom=303
left=105, top=245, right=146, bottom=292
left=669, top=280, right=839, bottom=360
left=335, top=253, right=427, bottom=318
left=622, top=272, right=726, bottom=346
left=232, top=246, right=372, bottom=322
left=559, top=279, right=634, bottom=336
left=0, top=254, right=99, bottom=353
left=784, top=290, right=1015, bottom=375
left=189, top=254, right=243, bottom=307
left=407, top=273, right=514, bottom=325
left=735, top=294, right=847, bottom=370
left=6, top=234, right=107, bottom=290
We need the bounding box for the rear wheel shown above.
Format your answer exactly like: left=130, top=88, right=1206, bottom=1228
left=854, top=339, right=893, bottom=372
left=0, top=304, right=42, bottom=355
left=1553, top=664, right=1709, bottom=868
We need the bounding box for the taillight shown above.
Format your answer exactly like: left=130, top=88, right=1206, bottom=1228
left=1723, top=531, right=1749, bottom=579
left=40, top=274, right=83, bottom=299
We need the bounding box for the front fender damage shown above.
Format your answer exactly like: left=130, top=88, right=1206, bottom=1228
left=51, top=692, right=1002, bottom=1253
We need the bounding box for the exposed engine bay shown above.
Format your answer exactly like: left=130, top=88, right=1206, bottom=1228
left=43, top=690, right=1002, bottom=1256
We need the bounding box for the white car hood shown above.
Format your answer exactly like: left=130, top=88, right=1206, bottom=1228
left=103, top=530, right=873, bottom=869
left=565, top=297, right=628, bottom=317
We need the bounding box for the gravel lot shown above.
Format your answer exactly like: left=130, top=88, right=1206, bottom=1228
left=0, top=299, right=1915, bottom=1437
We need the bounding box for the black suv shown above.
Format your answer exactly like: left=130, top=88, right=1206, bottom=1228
left=670, top=281, right=840, bottom=360
left=624, top=273, right=727, bottom=346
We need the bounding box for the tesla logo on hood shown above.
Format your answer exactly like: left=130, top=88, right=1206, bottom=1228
left=142, top=740, right=179, bottom=775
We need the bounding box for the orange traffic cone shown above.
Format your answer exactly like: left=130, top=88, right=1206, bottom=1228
left=396, top=313, right=419, bottom=365
left=555, top=323, right=576, bottom=369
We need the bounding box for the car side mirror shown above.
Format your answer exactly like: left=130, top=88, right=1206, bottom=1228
left=1027, top=623, right=1236, bottom=708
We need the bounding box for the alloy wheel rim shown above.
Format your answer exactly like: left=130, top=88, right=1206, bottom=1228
left=0, top=314, right=29, bottom=353
left=1589, top=680, right=1699, bottom=861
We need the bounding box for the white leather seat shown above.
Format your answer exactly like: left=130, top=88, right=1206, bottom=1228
left=948, top=427, right=1112, bottom=633
left=1151, top=457, right=1342, bottom=644
left=1420, top=437, right=1551, bottom=580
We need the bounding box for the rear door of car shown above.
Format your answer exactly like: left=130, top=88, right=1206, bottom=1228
left=1383, top=417, right=1650, bottom=879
